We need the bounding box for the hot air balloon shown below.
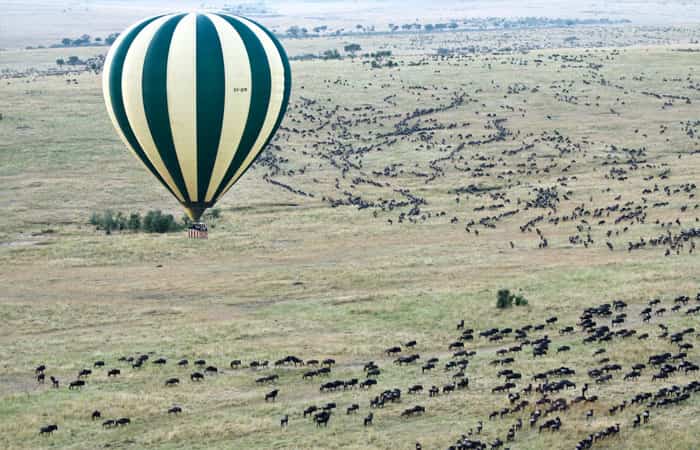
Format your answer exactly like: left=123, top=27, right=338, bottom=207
left=102, top=12, right=291, bottom=225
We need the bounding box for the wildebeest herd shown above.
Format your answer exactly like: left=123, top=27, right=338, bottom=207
left=32, top=290, right=699, bottom=449
left=4, top=17, right=700, bottom=450
left=253, top=45, right=699, bottom=260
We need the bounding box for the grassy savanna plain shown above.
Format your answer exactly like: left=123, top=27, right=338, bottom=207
left=1, top=26, right=700, bottom=450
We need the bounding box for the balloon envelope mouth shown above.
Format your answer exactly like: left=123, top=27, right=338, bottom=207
left=183, top=203, right=214, bottom=221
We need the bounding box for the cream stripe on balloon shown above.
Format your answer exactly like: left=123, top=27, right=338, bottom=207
left=203, top=13, right=252, bottom=202
left=167, top=13, right=198, bottom=201
left=121, top=14, right=185, bottom=203
left=217, top=16, right=285, bottom=199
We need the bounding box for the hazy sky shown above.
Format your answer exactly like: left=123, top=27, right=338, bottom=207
left=2, top=0, right=700, bottom=49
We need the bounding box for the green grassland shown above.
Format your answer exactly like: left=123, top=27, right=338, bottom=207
left=1, top=27, right=699, bottom=450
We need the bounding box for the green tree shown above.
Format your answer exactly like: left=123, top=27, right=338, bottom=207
left=344, top=43, right=362, bottom=53
left=322, top=49, right=341, bottom=60
left=105, top=33, right=119, bottom=45
left=286, top=26, right=302, bottom=37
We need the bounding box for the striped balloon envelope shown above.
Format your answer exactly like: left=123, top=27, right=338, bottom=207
left=103, top=12, right=291, bottom=221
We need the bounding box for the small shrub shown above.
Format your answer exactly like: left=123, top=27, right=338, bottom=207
left=127, top=213, right=141, bottom=231
left=101, top=209, right=116, bottom=232
left=497, top=289, right=529, bottom=309
left=143, top=210, right=183, bottom=233
left=114, top=211, right=127, bottom=231
left=204, top=208, right=221, bottom=220
left=514, top=294, right=528, bottom=306
left=181, top=214, right=193, bottom=228
left=496, top=289, right=513, bottom=309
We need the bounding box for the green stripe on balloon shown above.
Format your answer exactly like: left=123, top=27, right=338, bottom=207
left=195, top=14, right=226, bottom=206
left=107, top=15, right=178, bottom=199
left=141, top=14, right=190, bottom=203
left=228, top=16, right=291, bottom=189
left=210, top=13, right=272, bottom=203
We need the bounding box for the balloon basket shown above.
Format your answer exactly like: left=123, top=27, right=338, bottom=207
left=187, top=222, right=208, bottom=239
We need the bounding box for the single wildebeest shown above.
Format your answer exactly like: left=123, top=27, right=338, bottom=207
left=401, top=405, right=426, bottom=417
left=360, top=379, right=377, bottom=389
left=265, top=389, right=279, bottom=402
left=39, top=424, right=58, bottom=435
left=190, top=372, right=204, bottom=382
left=69, top=380, right=85, bottom=390
left=408, top=384, right=423, bottom=394
left=314, top=411, right=331, bottom=427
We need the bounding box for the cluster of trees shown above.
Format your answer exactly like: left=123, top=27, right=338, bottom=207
left=369, top=50, right=392, bottom=58
left=90, top=209, right=184, bottom=234
left=290, top=47, right=391, bottom=62
left=370, top=59, right=398, bottom=69
left=89, top=208, right=220, bottom=234
left=457, top=16, right=629, bottom=31
left=280, top=16, right=628, bottom=40
left=54, top=33, right=119, bottom=48
left=55, top=56, right=83, bottom=66
left=423, top=22, right=459, bottom=32
left=55, top=54, right=105, bottom=73
left=286, top=26, right=310, bottom=38
left=496, top=289, right=529, bottom=309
